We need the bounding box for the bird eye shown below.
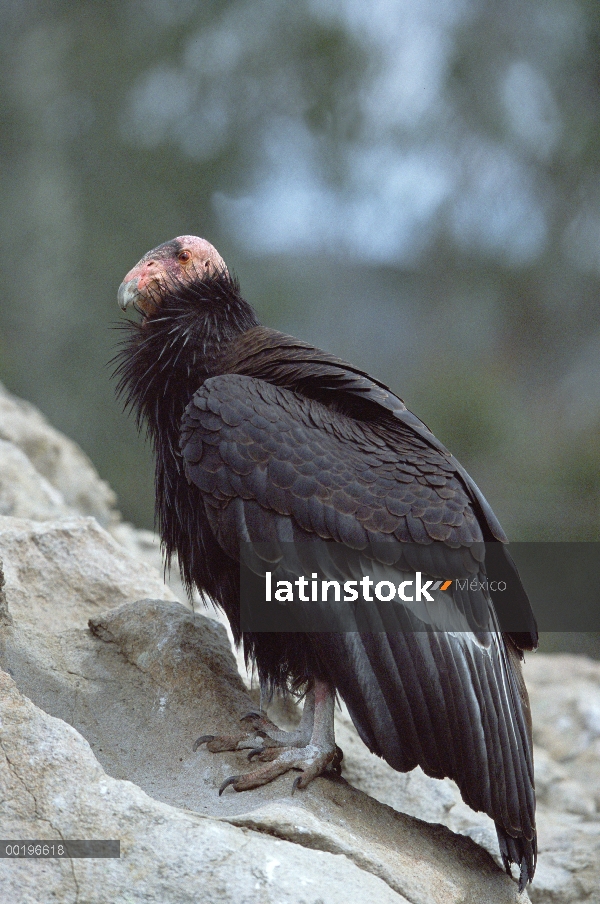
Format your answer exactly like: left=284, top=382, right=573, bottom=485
left=178, top=250, right=192, bottom=263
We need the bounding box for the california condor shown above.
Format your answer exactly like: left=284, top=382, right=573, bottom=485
left=115, top=235, right=537, bottom=890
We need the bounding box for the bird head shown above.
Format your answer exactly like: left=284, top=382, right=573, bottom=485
left=117, top=235, right=228, bottom=318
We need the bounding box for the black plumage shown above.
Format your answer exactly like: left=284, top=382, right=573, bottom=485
left=115, top=236, right=537, bottom=890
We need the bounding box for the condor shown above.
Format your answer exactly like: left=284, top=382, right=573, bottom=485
left=115, top=235, right=537, bottom=891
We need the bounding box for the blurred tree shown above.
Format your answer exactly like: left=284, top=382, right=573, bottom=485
left=0, top=0, right=599, bottom=576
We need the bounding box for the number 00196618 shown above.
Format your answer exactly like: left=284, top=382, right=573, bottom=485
left=4, top=844, right=65, bottom=857
left=0, top=840, right=120, bottom=858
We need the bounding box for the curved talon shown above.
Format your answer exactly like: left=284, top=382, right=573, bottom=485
left=240, top=711, right=263, bottom=723
left=291, top=775, right=303, bottom=796
left=218, top=774, right=241, bottom=796
left=247, top=747, right=264, bottom=761
left=193, top=735, right=215, bottom=752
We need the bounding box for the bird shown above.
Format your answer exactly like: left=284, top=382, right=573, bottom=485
left=115, top=235, right=537, bottom=891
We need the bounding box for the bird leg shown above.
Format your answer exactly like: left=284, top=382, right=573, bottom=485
left=216, top=678, right=341, bottom=795
left=245, top=684, right=317, bottom=754
left=193, top=684, right=316, bottom=755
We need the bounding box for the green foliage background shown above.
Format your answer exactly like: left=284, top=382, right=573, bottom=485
left=1, top=0, right=599, bottom=652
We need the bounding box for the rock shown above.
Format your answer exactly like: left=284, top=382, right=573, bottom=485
left=0, top=383, right=195, bottom=608
left=527, top=809, right=600, bottom=904
left=338, top=653, right=600, bottom=901
left=82, top=601, right=515, bottom=904
left=0, top=516, right=177, bottom=633
left=527, top=655, right=600, bottom=801
left=334, top=694, right=507, bottom=869
left=0, top=670, right=409, bottom=904
left=1, top=381, right=599, bottom=902
left=0, top=439, right=73, bottom=521
left=0, top=382, right=118, bottom=527
left=0, top=558, right=10, bottom=626
left=0, top=517, right=522, bottom=902
left=108, top=520, right=194, bottom=607
left=226, top=796, right=511, bottom=904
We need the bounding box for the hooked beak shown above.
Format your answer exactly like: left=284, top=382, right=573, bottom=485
left=118, top=277, right=140, bottom=311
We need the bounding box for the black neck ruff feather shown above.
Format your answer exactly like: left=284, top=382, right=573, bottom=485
left=112, top=269, right=259, bottom=584
left=113, top=270, right=258, bottom=434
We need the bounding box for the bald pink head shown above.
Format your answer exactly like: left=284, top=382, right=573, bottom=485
left=118, top=236, right=228, bottom=317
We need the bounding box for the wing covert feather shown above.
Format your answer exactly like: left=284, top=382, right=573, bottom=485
left=180, top=373, right=482, bottom=551
left=180, top=368, right=536, bottom=877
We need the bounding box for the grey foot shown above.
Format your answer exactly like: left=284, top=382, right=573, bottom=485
left=218, top=741, right=343, bottom=795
